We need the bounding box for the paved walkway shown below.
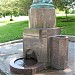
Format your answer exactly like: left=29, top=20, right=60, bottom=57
left=0, top=42, right=23, bottom=75
left=0, top=16, right=29, bottom=26
left=0, top=41, right=75, bottom=75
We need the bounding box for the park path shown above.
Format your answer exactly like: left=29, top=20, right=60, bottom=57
left=0, top=16, right=29, bottom=26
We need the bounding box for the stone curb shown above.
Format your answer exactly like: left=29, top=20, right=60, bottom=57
left=68, top=36, right=75, bottom=42
left=0, top=39, right=23, bottom=46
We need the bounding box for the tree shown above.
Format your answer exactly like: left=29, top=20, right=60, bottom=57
left=6, top=0, right=19, bottom=20
left=0, top=0, right=74, bottom=17
left=53, top=0, right=75, bottom=21
left=0, top=0, right=19, bottom=17
left=18, top=0, right=33, bottom=15
left=53, top=0, right=74, bottom=10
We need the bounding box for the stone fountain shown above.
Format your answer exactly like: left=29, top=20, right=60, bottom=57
left=10, top=0, right=69, bottom=75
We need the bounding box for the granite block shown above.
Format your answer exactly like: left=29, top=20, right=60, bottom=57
left=49, top=35, right=69, bottom=69
left=29, top=8, right=56, bottom=28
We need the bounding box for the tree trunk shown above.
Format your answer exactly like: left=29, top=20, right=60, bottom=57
left=65, top=8, right=68, bottom=21
left=10, top=13, right=13, bottom=21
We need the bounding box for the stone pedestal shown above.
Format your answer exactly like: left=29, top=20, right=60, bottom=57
left=23, top=28, right=61, bottom=66
left=49, top=35, right=68, bottom=69
left=29, top=8, right=56, bottom=28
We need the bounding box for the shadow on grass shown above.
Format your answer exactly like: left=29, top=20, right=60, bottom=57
left=57, top=16, right=75, bottom=22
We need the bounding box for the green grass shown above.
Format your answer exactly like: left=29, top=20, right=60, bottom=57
left=0, top=20, right=10, bottom=23
left=0, top=15, right=75, bottom=43
left=56, top=16, right=75, bottom=35
left=0, top=21, right=28, bottom=43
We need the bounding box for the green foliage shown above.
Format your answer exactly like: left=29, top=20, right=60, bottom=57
left=0, top=0, right=33, bottom=16
left=53, top=0, right=74, bottom=10
left=0, top=0, right=75, bottom=16
left=70, top=9, right=75, bottom=14
left=53, top=0, right=75, bottom=21
left=0, top=0, right=20, bottom=17
left=18, top=0, right=33, bottom=15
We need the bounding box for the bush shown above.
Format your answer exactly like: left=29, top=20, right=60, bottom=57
left=70, top=10, right=75, bottom=14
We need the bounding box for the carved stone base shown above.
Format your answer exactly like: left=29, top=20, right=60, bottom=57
left=29, top=8, right=56, bottom=28
left=23, top=28, right=61, bottom=66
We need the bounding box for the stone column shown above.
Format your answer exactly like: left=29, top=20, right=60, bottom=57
left=49, top=35, right=68, bottom=69
left=29, top=8, right=56, bottom=28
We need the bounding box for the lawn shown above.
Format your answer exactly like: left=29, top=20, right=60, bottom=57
left=56, top=16, right=75, bottom=35
left=0, top=15, right=75, bottom=43
left=0, top=21, right=28, bottom=43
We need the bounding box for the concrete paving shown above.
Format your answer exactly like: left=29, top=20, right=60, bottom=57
left=0, top=41, right=75, bottom=75
left=0, top=42, right=23, bottom=75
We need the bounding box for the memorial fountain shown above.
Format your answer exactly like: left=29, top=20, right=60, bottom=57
left=10, top=0, right=69, bottom=75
